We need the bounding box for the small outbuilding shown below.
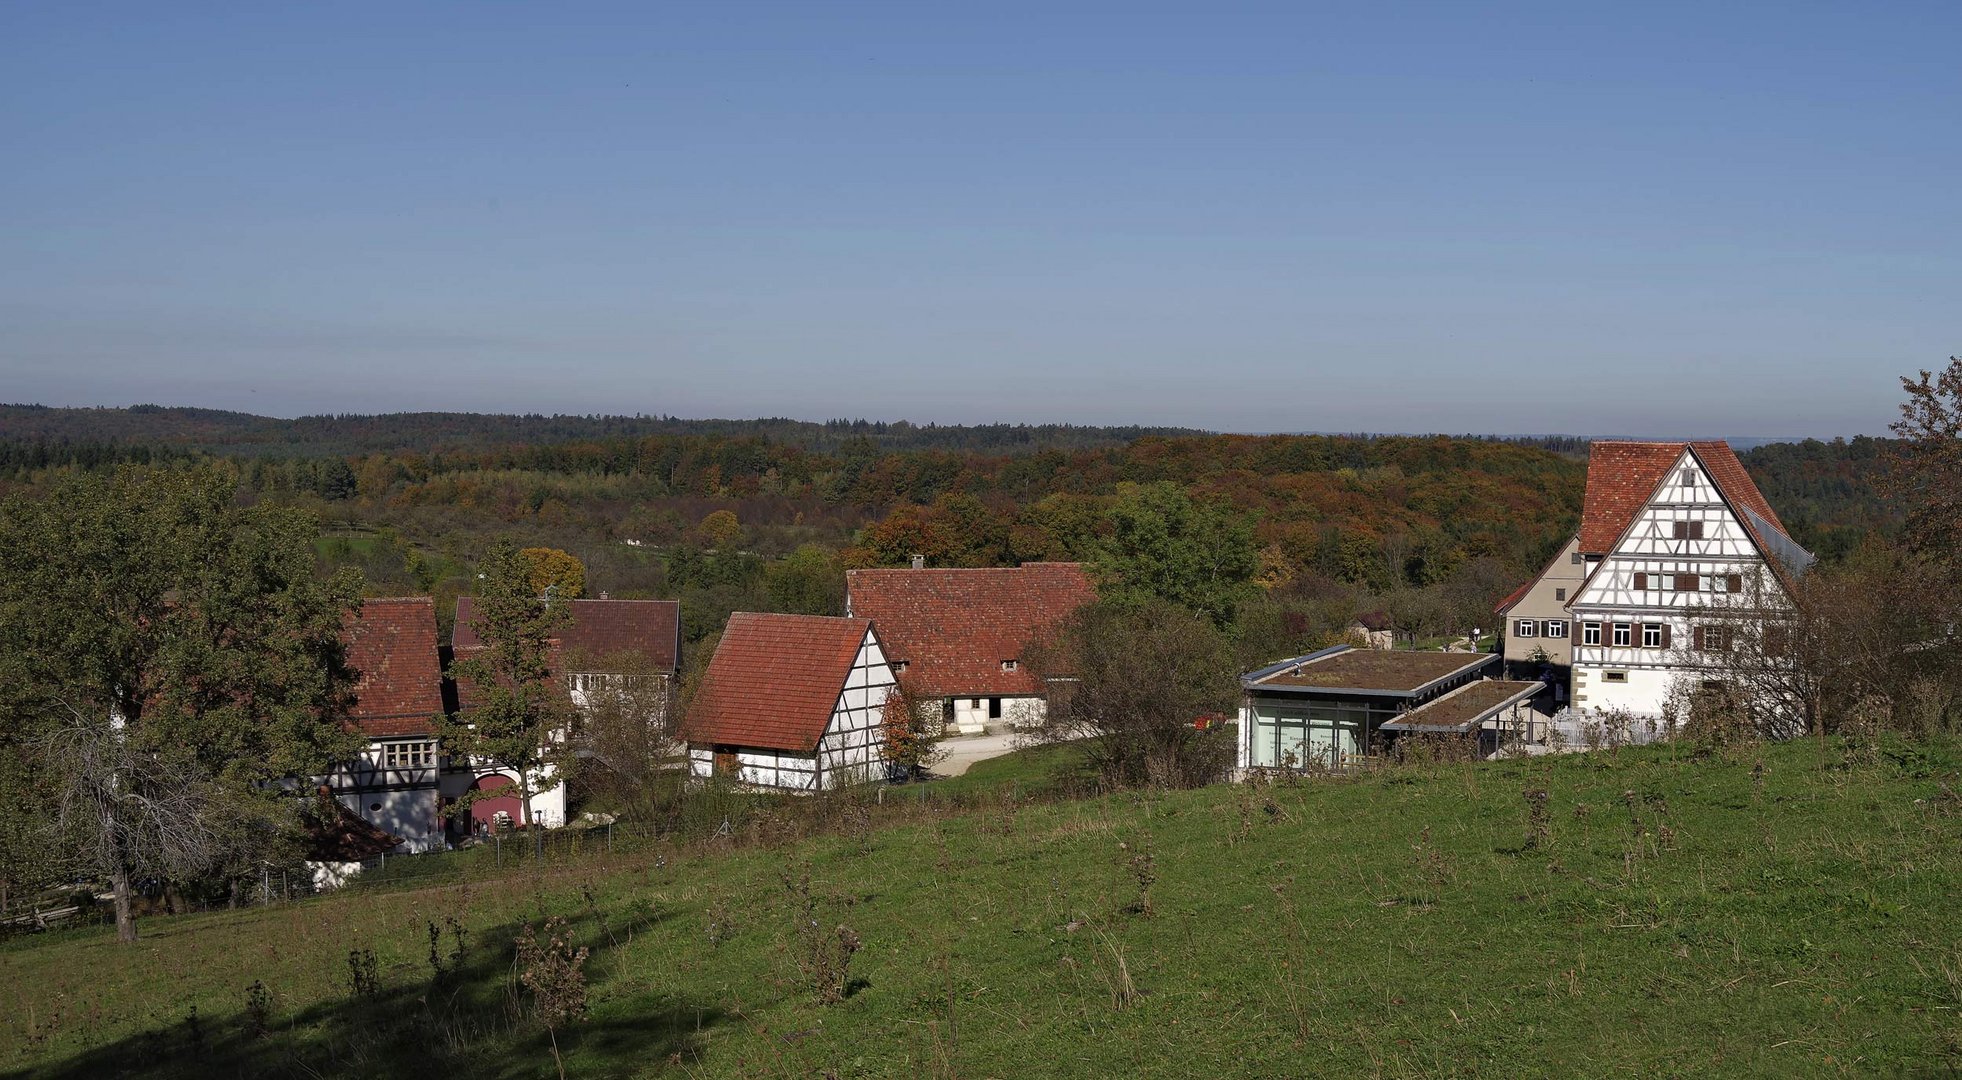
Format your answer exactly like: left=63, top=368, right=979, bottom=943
left=1238, top=646, right=1500, bottom=771
left=683, top=612, right=899, bottom=792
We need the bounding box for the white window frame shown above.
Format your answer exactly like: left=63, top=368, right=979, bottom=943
left=1514, top=619, right=1537, bottom=639
left=1612, top=623, right=1632, bottom=647
left=381, top=740, right=436, bottom=769
left=1643, top=624, right=1663, bottom=649
left=1582, top=622, right=1602, bottom=646
left=1543, top=620, right=1568, bottom=640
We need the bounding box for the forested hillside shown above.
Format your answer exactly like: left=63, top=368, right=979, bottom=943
left=0, top=405, right=1898, bottom=657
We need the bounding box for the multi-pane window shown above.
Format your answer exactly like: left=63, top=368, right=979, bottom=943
left=1000, top=659, right=1018, bottom=672
left=1604, top=671, right=1628, bottom=683
left=1514, top=619, right=1538, bottom=638
left=1695, top=626, right=1733, bottom=652
left=381, top=740, right=436, bottom=768
left=1543, top=620, right=1568, bottom=639
left=1582, top=622, right=1602, bottom=645
left=1612, top=623, right=1632, bottom=647
left=1570, top=552, right=1582, bottom=565
left=1642, top=624, right=1663, bottom=648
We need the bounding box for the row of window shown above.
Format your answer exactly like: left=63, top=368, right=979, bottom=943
left=568, top=673, right=666, bottom=692
left=1513, top=619, right=1568, bottom=639
left=1631, top=571, right=1744, bottom=593
left=379, top=740, right=438, bottom=768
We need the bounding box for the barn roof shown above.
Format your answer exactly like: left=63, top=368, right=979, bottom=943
left=452, top=596, right=680, bottom=673
left=344, top=598, right=445, bottom=738
left=682, top=613, right=874, bottom=753
left=844, top=563, right=1095, bottom=697
left=1577, top=440, right=1790, bottom=555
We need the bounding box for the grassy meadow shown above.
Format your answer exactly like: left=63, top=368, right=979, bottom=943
left=4, top=735, right=1959, bottom=1078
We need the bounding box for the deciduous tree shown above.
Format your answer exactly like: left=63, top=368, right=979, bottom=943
left=0, top=465, right=362, bottom=941
left=443, top=541, right=575, bottom=828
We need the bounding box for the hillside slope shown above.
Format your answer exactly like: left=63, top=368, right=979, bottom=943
left=4, top=737, right=1958, bottom=1078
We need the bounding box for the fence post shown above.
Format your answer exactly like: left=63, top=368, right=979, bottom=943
left=495, top=835, right=502, bottom=870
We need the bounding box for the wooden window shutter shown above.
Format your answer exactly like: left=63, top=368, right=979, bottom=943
left=1671, top=521, right=1686, bottom=540
left=1634, top=571, right=1648, bottom=590
left=1675, top=573, right=1699, bottom=592
left=1726, top=574, right=1743, bottom=593
left=1659, top=624, right=1672, bottom=649
left=1692, top=626, right=1704, bottom=651
left=1571, top=620, right=1582, bottom=644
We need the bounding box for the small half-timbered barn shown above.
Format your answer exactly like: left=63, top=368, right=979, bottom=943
left=683, top=612, right=898, bottom=792
left=333, top=597, right=447, bottom=852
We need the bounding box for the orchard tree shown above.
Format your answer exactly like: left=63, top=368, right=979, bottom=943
left=1027, top=599, right=1239, bottom=789
left=444, top=541, right=575, bottom=827
left=0, top=464, right=362, bottom=942
left=1890, top=356, right=1962, bottom=565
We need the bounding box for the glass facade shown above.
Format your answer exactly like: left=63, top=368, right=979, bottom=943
left=1248, top=702, right=1376, bottom=768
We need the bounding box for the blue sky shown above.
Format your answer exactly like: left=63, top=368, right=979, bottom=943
left=1, top=2, right=1955, bottom=436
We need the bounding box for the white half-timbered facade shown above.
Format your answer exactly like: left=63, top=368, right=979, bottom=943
left=683, top=612, right=900, bottom=793
left=1566, top=441, right=1812, bottom=718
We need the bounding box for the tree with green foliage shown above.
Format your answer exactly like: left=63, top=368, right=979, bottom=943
left=443, top=541, right=575, bottom=828
left=1090, top=482, right=1259, bottom=627
left=765, top=544, right=845, bottom=616
left=0, top=464, right=362, bottom=942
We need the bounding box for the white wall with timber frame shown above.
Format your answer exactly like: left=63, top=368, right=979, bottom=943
left=686, top=627, right=900, bottom=792
left=1567, top=447, right=1786, bottom=717
left=325, top=738, right=443, bottom=853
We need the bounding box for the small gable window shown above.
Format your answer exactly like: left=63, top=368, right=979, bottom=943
left=1555, top=587, right=1567, bottom=601
left=1671, top=521, right=1705, bottom=541
left=1001, top=659, right=1018, bottom=672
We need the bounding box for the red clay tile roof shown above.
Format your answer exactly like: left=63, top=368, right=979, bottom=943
left=344, top=598, right=445, bottom=738
left=452, top=597, right=680, bottom=673
left=1577, top=440, right=1792, bottom=555
left=844, top=563, right=1096, bottom=698
left=682, top=613, right=873, bottom=753
left=1493, top=578, right=1534, bottom=615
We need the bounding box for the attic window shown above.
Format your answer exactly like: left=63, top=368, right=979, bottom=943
left=1672, top=521, right=1705, bottom=540
left=1001, top=659, right=1018, bottom=672
left=1555, top=587, right=1567, bottom=601
left=1681, top=469, right=1697, bottom=487
left=1570, top=552, right=1582, bottom=565
left=893, top=660, right=909, bottom=674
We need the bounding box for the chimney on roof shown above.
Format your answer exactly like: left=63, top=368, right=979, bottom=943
left=909, top=554, right=925, bottom=570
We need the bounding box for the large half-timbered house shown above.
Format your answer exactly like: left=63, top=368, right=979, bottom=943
left=1565, top=440, right=1813, bottom=717
left=682, top=612, right=899, bottom=792
left=332, top=598, right=447, bottom=852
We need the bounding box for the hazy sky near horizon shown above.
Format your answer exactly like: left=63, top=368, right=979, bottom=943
left=2, top=3, right=1956, bottom=437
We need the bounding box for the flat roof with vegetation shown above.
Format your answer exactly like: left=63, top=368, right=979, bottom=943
left=1243, top=646, right=1496, bottom=696
left=1381, top=679, right=1546, bottom=733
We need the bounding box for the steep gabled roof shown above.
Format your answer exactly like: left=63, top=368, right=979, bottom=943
left=1577, top=440, right=1792, bottom=555
left=844, top=563, right=1095, bottom=697
left=344, top=598, right=445, bottom=738
left=682, top=613, right=873, bottom=753
left=452, top=597, right=680, bottom=673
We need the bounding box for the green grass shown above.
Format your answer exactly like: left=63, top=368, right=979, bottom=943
left=5, top=736, right=1960, bottom=1078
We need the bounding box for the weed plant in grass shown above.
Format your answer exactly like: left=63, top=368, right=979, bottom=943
left=3, top=735, right=1959, bottom=1078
